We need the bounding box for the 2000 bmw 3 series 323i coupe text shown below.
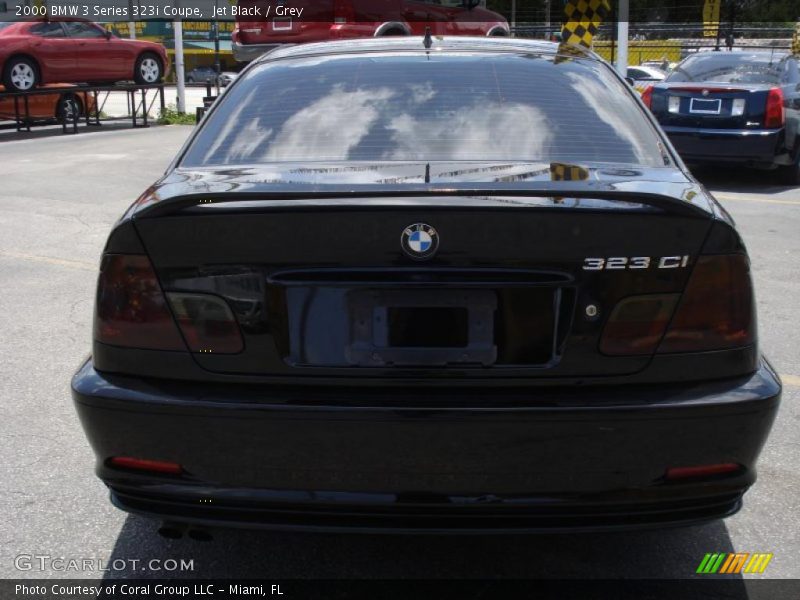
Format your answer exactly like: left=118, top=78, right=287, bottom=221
left=72, top=37, right=780, bottom=534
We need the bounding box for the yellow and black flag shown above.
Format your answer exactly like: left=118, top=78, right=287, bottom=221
left=550, top=163, right=590, bottom=182
left=703, top=0, right=722, bottom=38
left=561, top=0, right=611, bottom=48
left=792, top=21, right=800, bottom=56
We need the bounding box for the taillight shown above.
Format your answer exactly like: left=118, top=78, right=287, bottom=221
left=334, top=0, right=355, bottom=23
left=600, top=295, right=679, bottom=356
left=168, top=293, right=244, bottom=354
left=600, top=255, right=755, bottom=356
left=641, top=85, right=654, bottom=109
left=764, top=87, right=785, bottom=128
left=659, top=255, right=755, bottom=353
left=94, top=255, right=186, bottom=351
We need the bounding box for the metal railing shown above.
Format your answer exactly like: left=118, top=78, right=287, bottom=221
left=0, top=83, right=166, bottom=135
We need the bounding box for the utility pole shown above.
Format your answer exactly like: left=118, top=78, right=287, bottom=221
left=615, top=0, right=629, bottom=76
left=174, top=20, right=186, bottom=113
left=213, top=0, right=221, bottom=95
left=545, top=0, right=551, bottom=40
left=511, top=0, right=516, bottom=32
left=127, top=0, right=136, bottom=39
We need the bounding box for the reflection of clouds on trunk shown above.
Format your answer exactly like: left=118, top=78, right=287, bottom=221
left=384, top=102, right=552, bottom=161
left=264, top=86, right=395, bottom=161
left=564, top=72, right=654, bottom=164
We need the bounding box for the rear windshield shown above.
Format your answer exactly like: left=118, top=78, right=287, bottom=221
left=182, top=52, right=667, bottom=169
left=667, top=52, right=785, bottom=84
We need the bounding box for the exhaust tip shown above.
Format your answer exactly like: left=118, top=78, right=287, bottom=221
left=187, top=528, right=214, bottom=542
left=157, top=523, right=185, bottom=540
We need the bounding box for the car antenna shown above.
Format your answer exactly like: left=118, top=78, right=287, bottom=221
left=423, top=27, right=433, bottom=50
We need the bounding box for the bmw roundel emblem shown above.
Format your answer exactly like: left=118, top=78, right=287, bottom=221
left=401, top=223, right=439, bottom=259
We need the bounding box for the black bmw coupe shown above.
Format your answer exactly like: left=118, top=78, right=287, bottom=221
left=72, top=37, right=780, bottom=535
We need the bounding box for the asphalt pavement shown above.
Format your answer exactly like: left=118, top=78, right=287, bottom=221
left=0, top=126, right=798, bottom=583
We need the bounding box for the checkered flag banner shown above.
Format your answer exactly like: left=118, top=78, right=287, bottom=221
left=793, top=21, right=800, bottom=55
left=561, top=0, right=611, bottom=48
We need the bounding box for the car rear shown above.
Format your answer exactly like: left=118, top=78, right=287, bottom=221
left=72, top=39, right=780, bottom=533
left=644, top=52, right=791, bottom=167
left=232, top=0, right=339, bottom=62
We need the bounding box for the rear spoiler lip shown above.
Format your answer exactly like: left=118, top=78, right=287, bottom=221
left=132, top=183, right=714, bottom=219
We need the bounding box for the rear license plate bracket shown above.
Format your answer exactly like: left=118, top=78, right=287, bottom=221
left=347, top=289, right=497, bottom=367
left=689, top=97, right=722, bottom=115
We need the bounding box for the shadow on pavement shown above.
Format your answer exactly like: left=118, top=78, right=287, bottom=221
left=691, top=165, right=795, bottom=195
left=101, top=513, right=742, bottom=583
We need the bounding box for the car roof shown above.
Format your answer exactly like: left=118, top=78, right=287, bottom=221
left=256, top=36, right=598, bottom=64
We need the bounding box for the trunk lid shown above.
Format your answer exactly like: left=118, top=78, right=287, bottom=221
left=131, top=163, right=714, bottom=380
left=650, top=82, right=774, bottom=129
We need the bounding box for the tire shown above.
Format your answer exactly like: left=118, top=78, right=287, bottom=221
left=55, top=94, right=83, bottom=122
left=777, top=154, right=800, bottom=186
left=187, top=76, right=195, bottom=83
left=134, top=53, right=163, bottom=85
left=3, top=56, right=39, bottom=92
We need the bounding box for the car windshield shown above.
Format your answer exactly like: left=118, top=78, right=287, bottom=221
left=182, top=52, right=667, bottom=170
left=0, top=23, right=14, bottom=32
left=667, top=53, right=785, bottom=84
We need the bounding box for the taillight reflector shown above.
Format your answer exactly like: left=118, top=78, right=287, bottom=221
left=641, top=85, right=654, bottom=109
left=94, top=255, right=186, bottom=351
left=764, top=87, right=785, bottom=128
left=109, top=456, right=183, bottom=475
left=665, top=463, right=741, bottom=481
left=659, top=255, right=755, bottom=354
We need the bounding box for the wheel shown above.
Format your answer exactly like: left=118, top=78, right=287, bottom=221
left=187, top=76, right=195, bottom=83
left=134, top=53, right=163, bottom=85
left=3, top=56, right=39, bottom=92
left=777, top=151, right=800, bottom=186
left=55, top=94, right=83, bottom=122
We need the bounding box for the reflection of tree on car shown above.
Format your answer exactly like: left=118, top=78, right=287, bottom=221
left=0, top=83, right=97, bottom=122
left=0, top=19, right=170, bottom=92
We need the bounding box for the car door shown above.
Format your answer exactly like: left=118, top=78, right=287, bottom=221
left=26, top=22, right=76, bottom=83
left=781, top=57, right=800, bottom=152
left=62, top=21, right=122, bottom=82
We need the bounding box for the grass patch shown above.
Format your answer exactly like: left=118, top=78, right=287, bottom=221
left=158, top=105, right=197, bottom=125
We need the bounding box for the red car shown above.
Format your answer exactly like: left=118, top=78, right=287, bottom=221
left=0, top=20, right=169, bottom=92
left=0, top=83, right=97, bottom=122
left=232, top=0, right=509, bottom=62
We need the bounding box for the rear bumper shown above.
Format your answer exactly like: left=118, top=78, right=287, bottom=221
left=663, top=126, right=785, bottom=165
left=232, top=40, right=292, bottom=63
left=72, top=359, right=781, bottom=533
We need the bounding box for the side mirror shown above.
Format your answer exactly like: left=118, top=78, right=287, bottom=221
left=464, top=0, right=481, bottom=10
left=625, top=77, right=636, bottom=86
left=105, top=29, right=112, bottom=40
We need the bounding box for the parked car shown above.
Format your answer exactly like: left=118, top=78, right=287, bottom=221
left=0, top=19, right=170, bottom=92
left=186, top=67, right=238, bottom=87
left=232, top=0, right=510, bottom=62
left=72, top=37, right=780, bottom=535
left=0, top=83, right=96, bottom=121
left=642, top=51, right=800, bottom=184
left=626, top=65, right=666, bottom=93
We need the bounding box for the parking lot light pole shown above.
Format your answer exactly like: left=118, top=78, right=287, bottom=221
left=174, top=20, right=186, bottom=113
left=615, top=0, right=629, bottom=76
